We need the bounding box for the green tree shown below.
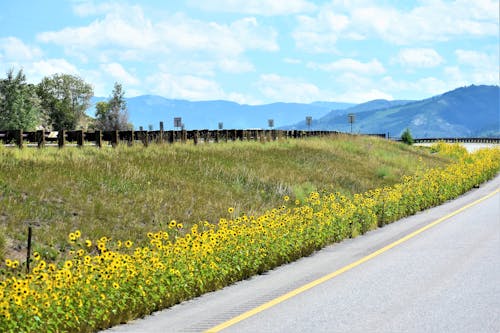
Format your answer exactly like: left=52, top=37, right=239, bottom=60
left=37, top=74, right=93, bottom=130
left=401, top=128, right=414, bottom=145
left=95, top=82, right=130, bottom=130
left=0, top=68, right=40, bottom=130
left=94, top=100, right=110, bottom=130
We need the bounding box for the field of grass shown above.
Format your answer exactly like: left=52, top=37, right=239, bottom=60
left=0, top=134, right=450, bottom=263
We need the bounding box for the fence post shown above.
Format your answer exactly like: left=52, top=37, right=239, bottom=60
left=159, top=121, right=164, bottom=143
left=58, top=130, right=66, bottom=148
left=14, top=129, right=23, bottom=149
left=76, top=129, right=84, bottom=147
left=193, top=130, right=199, bottom=145
left=37, top=130, right=45, bottom=148
left=26, top=226, right=32, bottom=274
left=95, top=130, right=102, bottom=148
left=181, top=130, right=187, bottom=143
left=215, top=130, right=220, bottom=143
left=111, top=130, right=119, bottom=147
left=141, top=131, right=150, bottom=147
left=259, top=130, right=265, bottom=143
left=127, top=130, right=134, bottom=146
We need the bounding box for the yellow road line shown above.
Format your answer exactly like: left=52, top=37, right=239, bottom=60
left=205, top=188, right=500, bottom=333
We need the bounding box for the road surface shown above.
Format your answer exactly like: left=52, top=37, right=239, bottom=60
left=105, top=175, right=500, bottom=333
left=415, top=142, right=499, bottom=152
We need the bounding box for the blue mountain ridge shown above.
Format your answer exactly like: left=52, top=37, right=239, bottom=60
left=283, top=85, right=499, bottom=138
left=88, top=85, right=499, bottom=137
left=88, top=97, right=354, bottom=130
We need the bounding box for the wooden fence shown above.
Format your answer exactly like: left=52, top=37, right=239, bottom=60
left=3, top=129, right=499, bottom=148
left=0, top=129, right=382, bottom=148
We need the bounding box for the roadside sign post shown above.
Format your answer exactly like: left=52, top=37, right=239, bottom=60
left=268, top=119, right=274, bottom=129
left=174, top=117, right=182, bottom=130
left=306, top=116, right=312, bottom=131
left=348, top=113, right=355, bottom=133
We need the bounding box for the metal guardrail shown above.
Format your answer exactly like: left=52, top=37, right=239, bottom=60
left=412, top=137, right=500, bottom=144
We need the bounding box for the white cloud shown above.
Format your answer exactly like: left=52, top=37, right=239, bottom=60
left=293, top=10, right=351, bottom=52
left=444, top=67, right=467, bottom=86
left=380, top=76, right=456, bottom=98
left=189, top=0, right=317, bottom=15
left=256, top=74, right=322, bottom=103
left=100, top=63, right=139, bottom=85
left=146, top=71, right=226, bottom=101
left=218, top=59, right=255, bottom=73
left=72, top=1, right=119, bottom=17
left=25, top=58, right=80, bottom=83
left=0, top=37, right=43, bottom=61
left=454, top=49, right=499, bottom=84
left=334, top=89, right=394, bottom=103
left=395, top=48, right=444, bottom=68
left=229, top=17, right=278, bottom=52
left=357, top=1, right=498, bottom=43
left=144, top=68, right=260, bottom=103
left=455, top=49, right=495, bottom=67
left=293, top=0, right=499, bottom=50
left=38, top=6, right=156, bottom=50
left=283, top=58, right=301, bottom=64
left=38, top=5, right=278, bottom=60
left=308, top=58, right=386, bottom=75
left=35, top=59, right=79, bottom=76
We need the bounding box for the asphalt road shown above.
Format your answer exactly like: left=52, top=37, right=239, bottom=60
left=105, top=175, right=500, bottom=333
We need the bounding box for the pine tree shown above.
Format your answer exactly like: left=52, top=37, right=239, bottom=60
left=401, top=128, right=414, bottom=145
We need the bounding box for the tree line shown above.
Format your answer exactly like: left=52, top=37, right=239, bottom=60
left=0, top=68, right=130, bottom=131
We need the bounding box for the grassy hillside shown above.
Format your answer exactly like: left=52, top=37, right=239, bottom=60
left=295, top=85, right=500, bottom=137
left=0, top=135, right=450, bottom=262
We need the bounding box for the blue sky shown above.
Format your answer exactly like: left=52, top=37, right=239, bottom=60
left=0, top=0, right=498, bottom=104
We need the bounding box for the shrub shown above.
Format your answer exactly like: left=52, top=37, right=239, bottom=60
left=401, top=128, right=414, bottom=145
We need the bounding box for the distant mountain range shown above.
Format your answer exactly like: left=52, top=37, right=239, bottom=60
left=89, top=85, right=499, bottom=138
left=285, top=85, right=499, bottom=138
left=89, top=96, right=354, bottom=130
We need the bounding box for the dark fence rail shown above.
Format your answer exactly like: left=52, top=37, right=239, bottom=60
left=2, top=130, right=499, bottom=148
left=412, top=137, right=500, bottom=144
left=0, top=129, right=388, bottom=148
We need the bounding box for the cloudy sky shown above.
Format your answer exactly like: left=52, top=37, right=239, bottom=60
left=0, top=0, right=498, bottom=104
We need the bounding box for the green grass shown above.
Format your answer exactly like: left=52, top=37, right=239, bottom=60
left=0, top=134, right=450, bottom=262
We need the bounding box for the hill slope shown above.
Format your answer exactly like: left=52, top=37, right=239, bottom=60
left=0, top=135, right=450, bottom=261
left=289, top=85, right=499, bottom=138
left=283, top=99, right=413, bottom=131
